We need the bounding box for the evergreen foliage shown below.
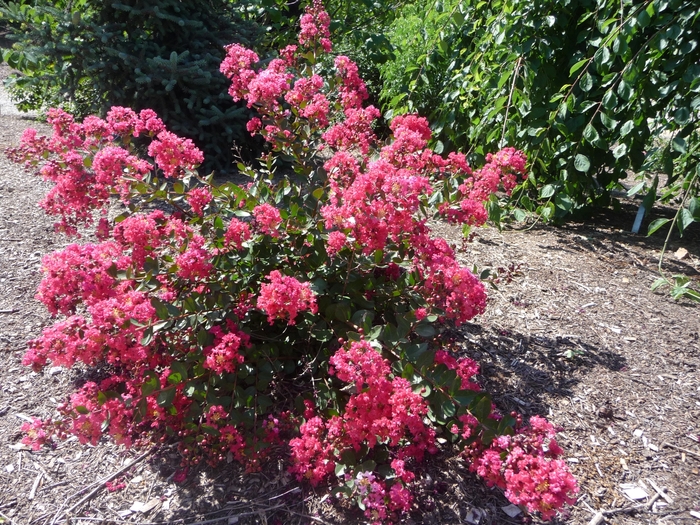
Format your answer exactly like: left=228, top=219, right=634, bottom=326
left=0, top=0, right=260, bottom=172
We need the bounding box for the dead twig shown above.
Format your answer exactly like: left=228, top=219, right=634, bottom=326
left=646, top=478, right=674, bottom=504
left=27, top=471, right=42, bottom=500
left=0, top=308, right=19, bottom=314
left=587, top=492, right=662, bottom=525
left=50, top=448, right=154, bottom=524
left=662, top=442, right=700, bottom=460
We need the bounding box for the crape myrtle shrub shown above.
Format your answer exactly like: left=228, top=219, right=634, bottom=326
left=8, top=2, right=578, bottom=522
left=379, top=0, right=700, bottom=222
left=0, top=0, right=260, bottom=172
left=240, top=0, right=400, bottom=119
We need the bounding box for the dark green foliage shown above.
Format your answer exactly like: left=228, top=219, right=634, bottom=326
left=379, top=0, right=700, bottom=221
left=0, top=0, right=261, bottom=172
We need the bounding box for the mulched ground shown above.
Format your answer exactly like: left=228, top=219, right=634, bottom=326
left=1, top=64, right=699, bottom=525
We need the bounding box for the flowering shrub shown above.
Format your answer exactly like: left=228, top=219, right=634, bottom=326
left=8, top=1, right=577, bottom=522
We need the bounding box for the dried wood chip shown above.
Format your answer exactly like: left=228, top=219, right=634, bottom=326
left=28, top=472, right=42, bottom=500
left=674, top=247, right=688, bottom=260
left=464, top=508, right=484, bottom=524
left=620, top=483, right=648, bottom=500
left=646, top=478, right=674, bottom=504
left=501, top=504, right=521, bottom=517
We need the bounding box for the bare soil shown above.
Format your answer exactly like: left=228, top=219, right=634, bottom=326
left=1, top=65, right=699, bottom=525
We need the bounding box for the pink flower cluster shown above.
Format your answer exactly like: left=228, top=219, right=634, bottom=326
left=289, top=340, right=436, bottom=520
left=256, top=270, right=318, bottom=325
left=298, top=0, right=332, bottom=52
left=252, top=203, right=283, bottom=237
left=7, top=107, right=203, bottom=235
left=465, top=416, right=579, bottom=520
left=219, top=44, right=259, bottom=102
left=203, top=322, right=250, bottom=374
left=433, top=350, right=481, bottom=391
left=410, top=234, right=487, bottom=324
left=223, top=218, right=252, bottom=250
left=353, top=470, right=413, bottom=523
left=187, top=187, right=213, bottom=216
left=440, top=146, right=527, bottom=225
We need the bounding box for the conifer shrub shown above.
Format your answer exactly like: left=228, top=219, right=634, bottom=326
left=0, top=0, right=260, bottom=172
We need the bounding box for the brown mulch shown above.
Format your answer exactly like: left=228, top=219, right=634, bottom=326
left=1, top=66, right=699, bottom=524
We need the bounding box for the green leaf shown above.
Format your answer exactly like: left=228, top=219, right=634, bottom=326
left=157, top=388, right=176, bottom=408
left=602, top=90, right=618, bottom=111
left=555, top=193, right=574, bottom=212
left=569, top=58, right=588, bottom=76
left=637, top=8, right=651, bottom=27
left=677, top=208, right=695, bottom=236
left=513, top=208, right=527, bottom=222
left=689, top=197, right=700, bottom=220
left=580, top=72, right=593, bottom=92
left=471, top=395, right=492, bottom=422
left=674, top=107, right=691, bottom=125
left=403, top=343, right=429, bottom=362
left=414, top=323, right=436, bottom=338
left=599, top=112, right=618, bottom=130
left=647, top=218, right=671, bottom=236
left=612, top=143, right=628, bottom=159
left=619, top=120, right=635, bottom=137
left=617, top=80, right=633, bottom=101
left=574, top=154, right=591, bottom=172
left=671, top=137, right=687, bottom=154
left=170, top=361, right=188, bottom=382
left=583, top=123, right=599, bottom=143
left=540, top=184, right=556, bottom=198
left=141, top=372, right=159, bottom=397
left=651, top=277, right=668, bottom=292
left=167, top=372, right=183, bottom=385
left=626, top=181, right=645, bottom=197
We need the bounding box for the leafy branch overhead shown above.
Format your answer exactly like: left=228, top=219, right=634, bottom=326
left=379, top=0, right=699, bottom=223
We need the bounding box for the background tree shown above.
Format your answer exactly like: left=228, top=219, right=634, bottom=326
left=378, top=0, right=700, bottom=227
left=0, top=0, right=260, bottom=172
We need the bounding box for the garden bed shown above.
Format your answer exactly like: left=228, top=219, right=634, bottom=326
left=0, top=64, right=699, bottom=524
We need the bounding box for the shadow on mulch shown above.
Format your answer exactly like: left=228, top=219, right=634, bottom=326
left=459, top=324, right=627, bottom=419
left=527, top=201, right=700, bottom=278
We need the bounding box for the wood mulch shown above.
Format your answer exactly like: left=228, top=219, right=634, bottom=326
left=1, top=63, right=699, bottom=525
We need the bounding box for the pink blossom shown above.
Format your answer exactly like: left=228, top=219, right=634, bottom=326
left=203, top=324, right=250, bottom=374
left=176, top=235, right=212, bottom=280
left=245, top=59, right=293, bottom=111
left=186, top=187, right=213, bottom=216
left=220, top=44, right=259, bottom=101
left=252, top=203, right=282, bottom=237
left=326, top=231, right=347, bottom=255
left=256, top=270, right=317, bottom=325
left=223, top=218, right=252, bottom=250
left=147, top=130, right=204, bottom=178
left=299, top=0, right=332, bottom=53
